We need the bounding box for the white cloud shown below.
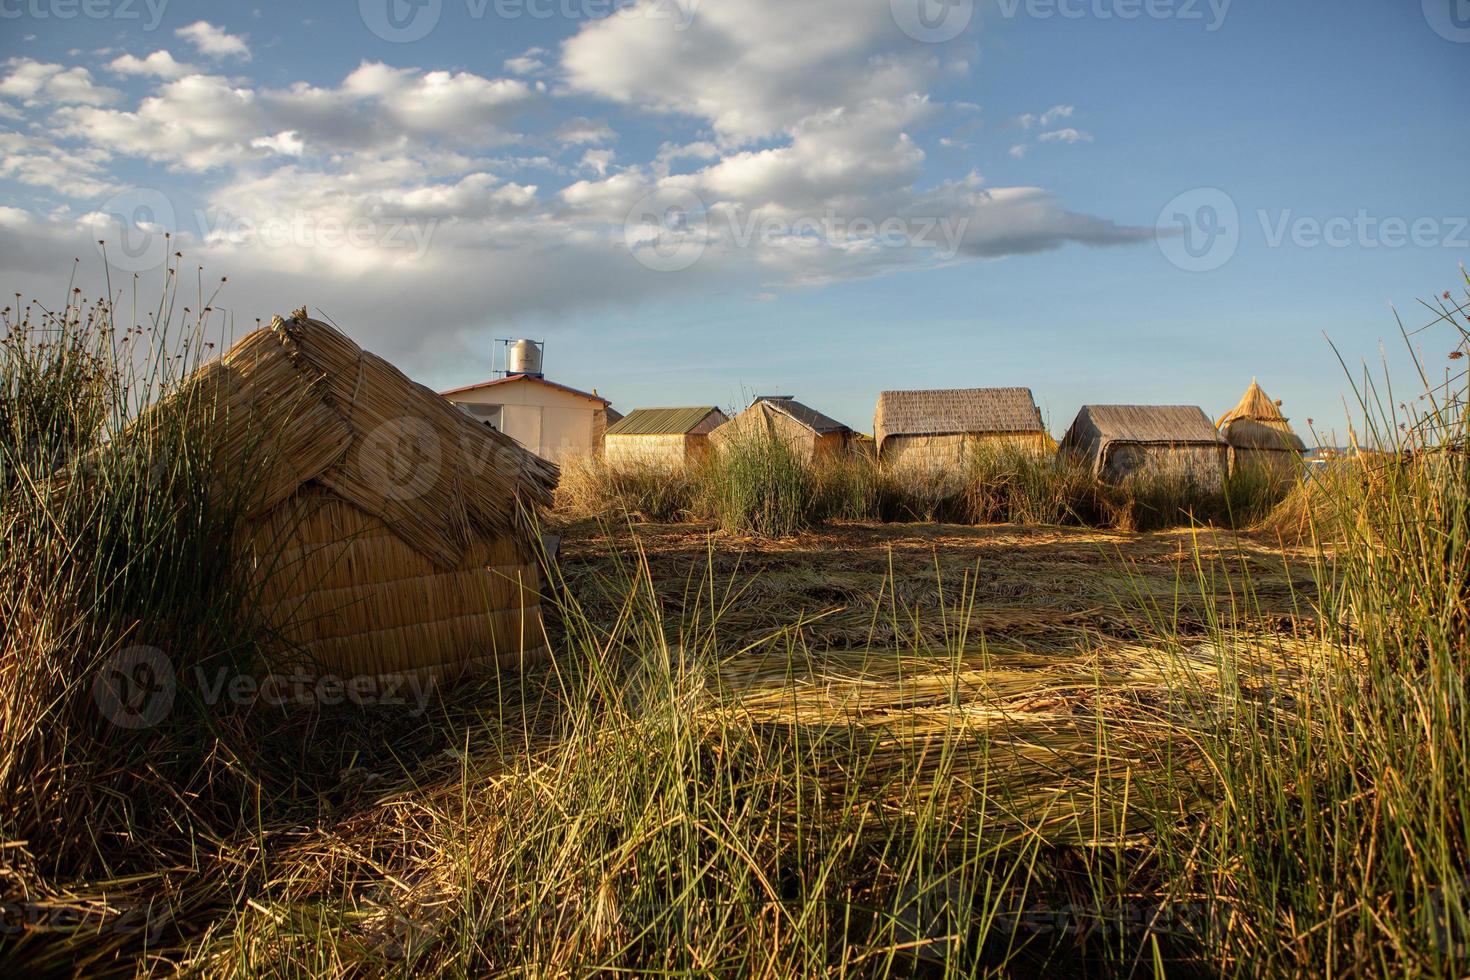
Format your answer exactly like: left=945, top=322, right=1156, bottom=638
left=0, top=19, right=1150, bottom=361
left=1037, top=127, right=1092, bottom=144
left=55, top=63, right=539, bottom=173
left=694, top=97, right=932, bottom=213
left=1039, top=104, right=1074, bottom=127
left=107, top=50, right=197, bottom=80
left=504, top=48, right=547, bottom=75
left=250, top=130, right=304, bottom=156
left=561, top=0, right=931, bottom=143
left=579, top=148, right=615, bottom=175
left=59, top=74, right=264, bottom=170
left=0, top=132, right=115, bottom=198
left=175, top=21, right=251, bottom=61
left=0, top=59, right=119, bottom=106
left=553, top=116, right=616, bottom=145
left=1018, top=104, right=1074, bottom=130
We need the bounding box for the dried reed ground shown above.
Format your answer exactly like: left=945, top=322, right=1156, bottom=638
left=169, top=521, right=1326, bottom=976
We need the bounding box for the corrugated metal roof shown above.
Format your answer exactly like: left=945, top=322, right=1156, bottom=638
left=440, top=373, right=609, bottom=406
left=1063, top=405, right=1224, bottom=451
left=605, top=406, right=724, bottom=436
left=874, top=387, right=1043, bottom=449
left=752, top=395, right=851, bottom=434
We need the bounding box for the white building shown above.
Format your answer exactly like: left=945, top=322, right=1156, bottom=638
left=442, top=373, right=616, bottom=464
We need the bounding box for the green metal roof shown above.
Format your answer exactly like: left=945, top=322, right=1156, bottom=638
left=605, top=406, right=722, bottom=436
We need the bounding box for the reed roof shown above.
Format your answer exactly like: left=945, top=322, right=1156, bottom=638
left=1215, top=380, right=1306, bottom=452
left=1062, top=404, right=1224, bottom=456
left=874, top=387, right=1043, bottom=450
left=749, top=395, right=851, bottom=435
left=178, top=311, right=558, bottom=568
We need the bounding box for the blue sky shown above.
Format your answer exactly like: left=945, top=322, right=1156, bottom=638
left=1, top=0, right=1466, bottom=442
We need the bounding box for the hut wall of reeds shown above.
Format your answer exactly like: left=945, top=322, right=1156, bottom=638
left=604, top=407, right=727, bottom=469
left=182, top=312, right=559, bottom=682
left=1060, top=404, right=1227, bottom=488
left=874, top=388, right=1048, bottom=472
left=709, top=396, right=855, bottom=461
left=1215, top=380, right=1306, bottom=483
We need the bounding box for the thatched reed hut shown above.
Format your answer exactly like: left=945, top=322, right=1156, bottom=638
left=874, top=387, right=1048, bottom=471
left=710, top=395, right=856, bottom=460
left=1060, top=404, right=1227, bottom=488
left=174, top=312, right=558, bottom=682
left=604, top=406, right=728, bottom=470
left=1215, top=380, right=1306, bottom=482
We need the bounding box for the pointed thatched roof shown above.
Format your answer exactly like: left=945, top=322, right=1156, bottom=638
left=1215, top=380, right=1306, bottom=453
left=874, top=387, right=1043, bottom=451
left=167, top=311, right=559, bottom=568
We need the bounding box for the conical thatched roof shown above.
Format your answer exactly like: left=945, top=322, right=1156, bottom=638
left=1215, top=380, right=1305, bottom=453
left=175, top=311, right=558, bottom=568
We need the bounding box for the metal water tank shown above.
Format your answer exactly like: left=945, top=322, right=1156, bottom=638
left=507, top=339, right=543, bottom=377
